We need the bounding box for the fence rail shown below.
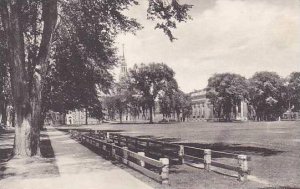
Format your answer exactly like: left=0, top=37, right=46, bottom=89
left=107, top=132, right=182, bottom=163
left=68, top=129, right=250, bottom=181
left=71, top=131, right=169, bottom=184
left=182, top=145, right=250, bottom=181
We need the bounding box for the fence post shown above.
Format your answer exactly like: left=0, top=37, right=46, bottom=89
left=204, top=149, right=211, bottom=171
left=146, top=141, right=149, bottom=153
left=95, top=131, right=98, bottom=138
left=73, top=131, right=77, bottom=139
left=178, top=145, right=185, bottom=164
left=118, top=135, right=121, bottom=146
left=238, top=155, right=248, bottom=181
left=137, top=152, right=145, bottom=167
left=135, top=138, right=138, bottom=150
left=125, top=137, right=128, bottom=147
left=111, top=144, right=116, bottom=160
left=122, top=147, right=128, bottom=164
left=97, top=131, right=102, bottom=140
left=160, top=158, right=169, bottom=185
left=82, top=135, right=85, bottom=143
left=78, top=132, right=82, bottom=143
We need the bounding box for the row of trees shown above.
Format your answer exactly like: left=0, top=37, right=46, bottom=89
left=103, top=63, right=192, bottom=123
left=0, top=0, right=192, bottom=157
left=206, top=71, right=300, bottom=121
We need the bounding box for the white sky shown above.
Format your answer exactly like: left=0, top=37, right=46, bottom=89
left=115, top=0, right=300, bottom=93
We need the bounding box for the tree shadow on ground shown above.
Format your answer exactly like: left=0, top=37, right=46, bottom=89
left=0, top=132, right=60, bottom=180
left=178, top=142, right=284, bottom=157
left=57, top=128, right=125, bottom=134
left=0, top=131, right=14, bottom=164
left=156, top=137, right=181, bottom=143
left=99, top=130, right=125, bottom=133
left=0, top=148, right=13, bottom=163
left=135, top=135, right=161, bottom=139
left=110, top=122, right=150, bottom=125
left=40, top=134, right=55, bottom=158
left=135, top=135, right=181, bottom=143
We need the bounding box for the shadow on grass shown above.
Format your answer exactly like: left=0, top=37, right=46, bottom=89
left=0, top=148, right=13, bottom=163
left=179, top=142, right=284, bottom=157
left=110, top=122, right=182, bottom=125
left=0, top=131, right=14, bottom=164
left=134, top=135, right=181, bottom=143
left=0, top=130, right=14, bottom=179
left=110, top=122, right=151, bottom=125
left=135, top=135, right=161, bottom=139
left=57, top=128, right=125, bottom=134
left=0, top=132, right=60, bottom=180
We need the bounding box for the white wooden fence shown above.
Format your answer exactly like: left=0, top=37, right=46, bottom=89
left=69, top=129, right=250, bottom=182
left=71, top=131, right=169, bottom=184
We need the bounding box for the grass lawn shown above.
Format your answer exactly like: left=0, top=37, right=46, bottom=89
left=64, top=121, right=300, bottom=189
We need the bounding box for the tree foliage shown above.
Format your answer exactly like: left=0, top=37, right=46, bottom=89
left=147, top=0, right=192, bottom=41
left=248, top=71, right=285, bottom=121
left=287, top=72, right=300, bottom=111
left=45, top=0, right=193, bottom=120
left=172, top=90, right=192, bottom=121
left=206, top=73, right=248, bottom=121
left=130, top=63, right=177, bottom=123
left=158, top=77, right=178, bottom=118
left=0, top=0, right=192, bottom=157
left=103, top=80, right=132, bottom=123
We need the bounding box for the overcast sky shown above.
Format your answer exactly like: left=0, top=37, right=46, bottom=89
left=115, top=0, right=300, bottom=93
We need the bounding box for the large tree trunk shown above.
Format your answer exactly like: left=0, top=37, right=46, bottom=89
left=0, top=0, right=57, bottom=157
left=2, top=0, right=32, bottom=156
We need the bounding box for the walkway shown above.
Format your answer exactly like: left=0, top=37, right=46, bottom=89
left=0, top=127, right=153, bottom=189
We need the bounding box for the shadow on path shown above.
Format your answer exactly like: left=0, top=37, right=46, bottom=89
left=40, top=133, right=55, bottom=158
left=0, top=131, right=60, bottom=180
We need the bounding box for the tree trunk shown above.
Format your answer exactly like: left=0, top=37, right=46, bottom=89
left=85, top=108, right=88, bottom=125
left=39, top=104, right=47, bottom=130
left=176, top=111, right=180, bottom=122
left=119, top=110, right=123, bottom=123
left=0, top=0, right=57, bottom=157
left=1, top=0, right=32, bottom=156
left=149, top=106, right=153, bottom=123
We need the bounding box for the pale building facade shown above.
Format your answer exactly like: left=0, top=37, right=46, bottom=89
left=65, top=109, right=100, bottom=125
left=188, top=89, right=248, bottom=121
left=189, top=89, right=214, bottom=121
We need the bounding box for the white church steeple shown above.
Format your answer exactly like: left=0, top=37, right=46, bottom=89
left=119, top=44, right=128, bottom=81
